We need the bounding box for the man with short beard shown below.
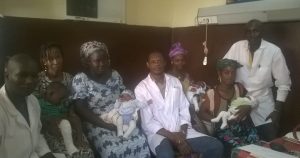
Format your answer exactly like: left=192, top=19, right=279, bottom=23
left=224, top=19, right=291, bottom=141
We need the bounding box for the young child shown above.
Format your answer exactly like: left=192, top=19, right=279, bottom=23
left=39, top=82, right=84, bottom=156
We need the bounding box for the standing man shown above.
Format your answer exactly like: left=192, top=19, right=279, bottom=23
left=135, top=51, right=223, bottom=158
left=0, top=54, right=55, bottom=158
left=224, top=19, right=291, bottom=141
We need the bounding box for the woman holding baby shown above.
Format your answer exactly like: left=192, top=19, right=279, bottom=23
left=198, top=59, right=259, bottom=158
left=35, top=43, right=94, bottom=158
left=71, top=41, right=150, bottom=158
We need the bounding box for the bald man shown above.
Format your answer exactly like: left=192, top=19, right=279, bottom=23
left=0, top=54, right=55, bottom=158
left=224, top=19, right=291, bottom=141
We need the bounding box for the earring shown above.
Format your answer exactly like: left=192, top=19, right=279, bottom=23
left=218, top=76, right=222, bottom=83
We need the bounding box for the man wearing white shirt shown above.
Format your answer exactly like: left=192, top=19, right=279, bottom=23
left=135, top=51, right=223, bottom=158
left=224, top=19, right=291, bottom=141
left=0, top=54, right=55, bottom=158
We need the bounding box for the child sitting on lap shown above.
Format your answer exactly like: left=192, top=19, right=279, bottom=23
left=39, top=82, right=84, bottom=156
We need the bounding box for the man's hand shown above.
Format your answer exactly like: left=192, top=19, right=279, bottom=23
left=40, top=152, right=56, bottom=158
left=265, top=101, right=283, bottom=128
left=235, top=105, right=252, bottom=122
left=170, top=132, right=185, bottom=145
left=171, top=132, right=192, bottom=156
left=177, top=140, right=193, bottom=156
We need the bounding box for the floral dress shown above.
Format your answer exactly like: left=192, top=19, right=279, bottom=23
left=71, top=70, right=151, bottom=158
left=35, top=71, right=94, bottom=158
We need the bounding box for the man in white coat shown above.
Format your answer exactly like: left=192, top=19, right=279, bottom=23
left=135, top=51, right=223, bottom=158
left=224, top=19, right=292, bottom=141
left=0, top=54, right=55, bottom=158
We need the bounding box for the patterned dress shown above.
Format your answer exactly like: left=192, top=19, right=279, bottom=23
left=35, top=71, right=73, bottom=97
left=204, top=83, right=259, bottom=157
left=35, top=71, right=94, bottom=158
left=71, top=70, right=151, bottom=158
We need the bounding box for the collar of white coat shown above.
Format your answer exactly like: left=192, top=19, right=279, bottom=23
left=0, top=85, right=28, bottom=117
left=243, top=39, right=267, bottom=50
left=147, top=73, right=173, bottom=84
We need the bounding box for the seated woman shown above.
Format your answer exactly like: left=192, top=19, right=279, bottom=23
left=71, top=41, right=151, bottom=158
left=35, top=43, right=93, bottom=158
left=198, top=59, right=259, bottom=157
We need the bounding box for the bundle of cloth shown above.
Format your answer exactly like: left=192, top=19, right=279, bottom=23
left=186, top=82, right=207, bottom=112
left=100, top=90, right=145, bottom=138
left=211, top=97, right=252, bottom=129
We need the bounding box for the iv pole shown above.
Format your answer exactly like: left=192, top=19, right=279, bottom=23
left=202, top=19, right=208, bottom=66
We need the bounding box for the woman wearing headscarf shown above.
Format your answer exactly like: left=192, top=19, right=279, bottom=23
left=198, top=59, right=259, bottom=158
left=35, top=43, right=94, bottom=158
left=168, top=42, right=191, bottom=92
left=71, top=41, right=151, bottom=158
left=168, top=42, right=207, bottom=133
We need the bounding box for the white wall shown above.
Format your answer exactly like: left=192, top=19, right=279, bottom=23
left=0, top=0, right=226, bottom=27
left=172, top=0, right=225, bottom=27
left=0, top=0, right=125, bottom=23
left=0, top=0, right=66, bottom=19
left=126, top=0, right=174, bottom=27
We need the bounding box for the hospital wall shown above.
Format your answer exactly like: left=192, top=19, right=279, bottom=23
left=0, top=16, right=299, bottom=135
left=172, top=21, right=300, bottom=134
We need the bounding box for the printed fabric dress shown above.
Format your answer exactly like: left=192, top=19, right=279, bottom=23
left=35, top=71, right=94, bottom=158
left=71, top=70, right=151, bottom=158
left=204, top=83, right=259, bottom=158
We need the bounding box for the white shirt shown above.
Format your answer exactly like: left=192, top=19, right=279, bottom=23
left=135, top=74, right=205, bottom=153
left=0, top=86, right=51, bottom=158
left=224, top=39, right=291, bottom=126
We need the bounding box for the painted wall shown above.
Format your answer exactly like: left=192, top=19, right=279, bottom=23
left=0, top=0, right=66, bottom=19
left=172, top=0, right=226, bottom=27
left=126, top=0, right=174, bottom=27
left=0, top=0, right=125, bottom=23
left=125, top=0, right=226, bottom=27
left=0, top=0, right=226, bottom=27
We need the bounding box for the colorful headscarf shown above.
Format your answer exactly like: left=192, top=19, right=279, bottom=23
left=80, top=41, right=109, bottom=59
left=216, top=58, right=242, bottom=71
left=169, top=42, right=187, bottom=58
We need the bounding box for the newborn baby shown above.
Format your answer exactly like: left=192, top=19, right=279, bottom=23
left=211, top=97, right=252, bottom=129
left=186, top=82, right=206, bottom=112
left=100, top=90, right=144, bottom=138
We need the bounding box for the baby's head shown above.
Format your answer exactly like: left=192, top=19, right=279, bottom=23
left=44, top=82, right=68, bottom=105
left=119, top=90, right=135, bottom=102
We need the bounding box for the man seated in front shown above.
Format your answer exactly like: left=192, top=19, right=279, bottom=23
left=0, top=54, right=55, bottom=158
left=134, top=51, right=223, bottom=158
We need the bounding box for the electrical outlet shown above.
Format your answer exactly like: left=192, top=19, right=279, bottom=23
left=197, top=16, right=218, bottom=25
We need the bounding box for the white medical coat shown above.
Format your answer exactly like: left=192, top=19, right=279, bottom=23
left=135, top=74, right=205, bottom=153
left=224, top=40, right=291, bottom=126
left=0, top=85, right=51, bottom=158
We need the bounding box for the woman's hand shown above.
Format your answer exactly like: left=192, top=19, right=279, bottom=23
left=103, top=123, right=117, bottom=131
left=40, top=152, right=56, bottom=158
left=235, top=105, right=252, bottom=122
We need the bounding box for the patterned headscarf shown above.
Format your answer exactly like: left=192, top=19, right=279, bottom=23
left=80, top=41, right=109, bottom=59
left=169, top=42, right=187, bottom=58
left=216, top=58, right=242, bottom=71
